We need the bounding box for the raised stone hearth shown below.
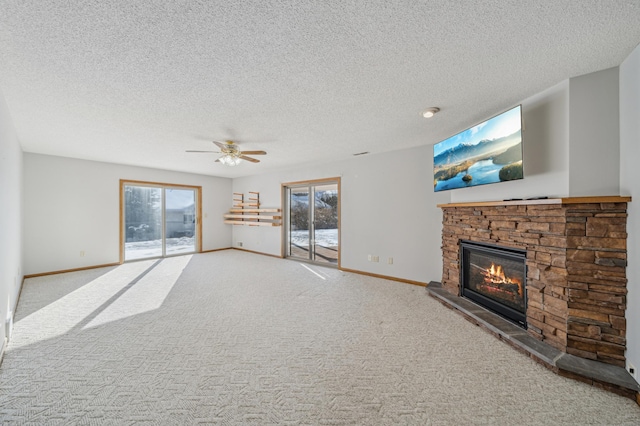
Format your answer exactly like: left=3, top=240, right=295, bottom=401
left=433, top=196, right=639, bottom=401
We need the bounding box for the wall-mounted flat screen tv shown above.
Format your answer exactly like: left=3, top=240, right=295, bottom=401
left=433, top=105, right=523, bottom=192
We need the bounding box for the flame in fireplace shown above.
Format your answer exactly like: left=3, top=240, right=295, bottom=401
left=483, top=262, right=523, bottom=296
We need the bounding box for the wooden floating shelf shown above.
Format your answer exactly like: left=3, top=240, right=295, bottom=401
left=224, top=214, right=282, bottom=220
left=224, top=220, right=280, bottom=227
left=229, top=208, right=280, bottom=213
left=234, top=202, right=260, bottom=207
left=224, top=191, right=282, bottom=227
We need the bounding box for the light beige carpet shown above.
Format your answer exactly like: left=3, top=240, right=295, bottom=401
left=1, top=250, right=639, bottom=425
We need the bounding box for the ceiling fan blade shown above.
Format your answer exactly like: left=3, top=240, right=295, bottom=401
left=215, top=157, right=221, bottom=162
left=212, top=140, right=229, bottom=149
left=240, top=150, right=267, bottom=155
left=186, top=150, right=220, bottom=153
left=239, top=155, right=260, bottom=163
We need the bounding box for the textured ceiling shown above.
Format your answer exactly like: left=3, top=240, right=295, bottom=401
left=1, top=1, right=640, bottom=178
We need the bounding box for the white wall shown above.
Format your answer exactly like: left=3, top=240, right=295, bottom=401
left=23, top=153, right=232, bottom=275
left=451, top=67, right=623, bottom=205
left=0, top=89, right=23, bottom=348
left=233, top=146, right=450, bottom=283
left=451, top=81, right=570, bottom=203
left=569, top=67, right=620, bottom=196
left=620, top=43, right=640, bottom=378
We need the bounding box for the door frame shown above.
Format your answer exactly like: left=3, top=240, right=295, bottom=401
left=281, top=177, right=341, bottom=268
left=119, top=179, right=203, bottom=263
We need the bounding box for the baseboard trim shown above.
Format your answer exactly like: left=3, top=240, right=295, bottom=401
left=339, top=267, right=427, bottom=287
left=231, top=247, right=284, bottom=259
left=15, top=276, right=25, bottom=317
left=23, top=249, right=237, bottom=279
left=24, top=262, right=121, bottom=279
left=0, top=336, right=7, bottom=367
left=201, top=247, right=233, bottom=254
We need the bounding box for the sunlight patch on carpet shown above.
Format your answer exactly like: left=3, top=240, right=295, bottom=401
left=10, top=260, right=158, bottom=349
left=300, top=263, right=327, bottom=280
left=83, top=255, right=191, bottom=330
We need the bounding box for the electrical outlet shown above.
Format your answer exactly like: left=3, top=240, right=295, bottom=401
left=388, top=257, right=393, bottom=265
left=373, top=256, right=379, bottom=263
left=80, top=250, right=85, bottom=257
left=628, top=363, right=637, bottom=379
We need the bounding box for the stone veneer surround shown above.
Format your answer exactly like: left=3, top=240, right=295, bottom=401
left=439, top=196, right=631, bottom=367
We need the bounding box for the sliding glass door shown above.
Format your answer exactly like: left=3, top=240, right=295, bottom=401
left=165, top=188, right=197, bottom=256
left=123, top=185, right=163, bottom=260
left=285, top=179, right=340, bottom=265
left=288, top=186, right=311, bottom=260
left=122, top=181, right=200, bottom=261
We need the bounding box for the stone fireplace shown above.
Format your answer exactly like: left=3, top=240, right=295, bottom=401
left=439, top=196, right=631, bottom=368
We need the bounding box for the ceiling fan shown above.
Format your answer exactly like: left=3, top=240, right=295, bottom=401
left=186, top=140, right=267, bottom=166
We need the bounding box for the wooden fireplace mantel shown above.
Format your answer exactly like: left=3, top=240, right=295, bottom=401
left=438, top=195, right=631, bottom=209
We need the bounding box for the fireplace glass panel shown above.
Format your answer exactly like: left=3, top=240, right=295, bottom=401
left=461, top=241, right=527, bottom=327
left=467, top=250, right=525, bottom=312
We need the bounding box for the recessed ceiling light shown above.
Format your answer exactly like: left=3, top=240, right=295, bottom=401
left=422, top=107, right=440, bottom=118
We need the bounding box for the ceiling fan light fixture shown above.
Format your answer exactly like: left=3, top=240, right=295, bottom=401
left=422, top=107, right=440, bottom=118
left=219, top=154, right=241, bottom=166
left=187, top=139, right=265, bottom=166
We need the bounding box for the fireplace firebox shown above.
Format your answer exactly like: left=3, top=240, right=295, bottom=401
left=460, top=241, right=527, bottom=328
